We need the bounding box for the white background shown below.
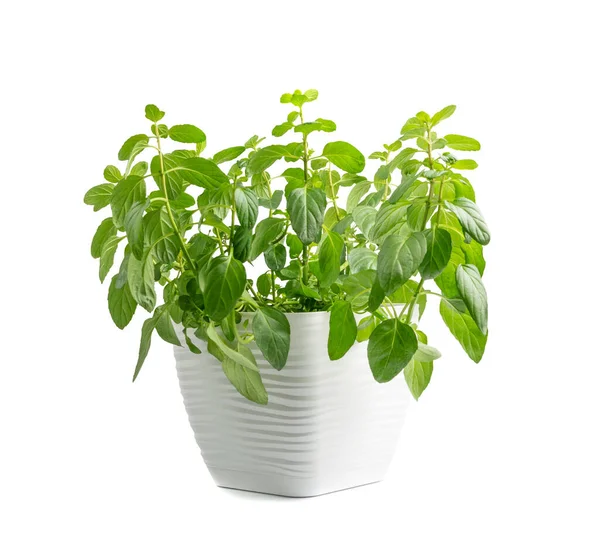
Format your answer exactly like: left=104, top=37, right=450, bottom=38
left=1, top=1, right=599, bottom=545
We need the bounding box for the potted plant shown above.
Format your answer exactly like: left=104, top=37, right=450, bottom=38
left=84, top=89, right=490, bottom=497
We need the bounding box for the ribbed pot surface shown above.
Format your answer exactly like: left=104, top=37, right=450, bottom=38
left=175, top=312, right=411, bottom=497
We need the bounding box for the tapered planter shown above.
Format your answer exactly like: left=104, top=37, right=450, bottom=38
left=175, top=311, right=411, bottom=497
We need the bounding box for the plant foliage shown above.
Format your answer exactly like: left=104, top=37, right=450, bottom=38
left=85, top=91, right=490, bottom=404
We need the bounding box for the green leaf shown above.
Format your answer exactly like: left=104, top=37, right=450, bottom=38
left=133, top=317, right=155, bottom=381
left=115, top=248, right=131, bottom=289
left=150, top=153, right=182, bottom=199
left=294, top=118, right=336, bottom=136
left=232, top=225, right=253, bottom=263
left=377, top=232, right=427, bottom=295
left=203, top=256, right=246, bottom=321
left=118, top=135, right=148, bottom=161
left=206, top=323, right=258, bottom=371
left=294, top=122, right=321, bottom=136
left=132, top=305, right=171, bottom=381
left=367, top=277, right=386, bottom=312
left=281, top=167, right=305, bottom=187
left=247, top=145, right=290, bottom=175
left=328, top=301, right=357, bottom=360
left=444, top=134, right=481, bottom=151
left=143, top=208, right=180, bottom=264
left=84, top=184, right=114, bottom=211
left=184, top=329, right=202, bottom=354
left=287, top=187, right=327, bottom=245
left=91, top=218, right=117, bottom=258
left=99, top=236, right=120, bottom=283
left=252, top=307, right=291, bottom=370
left=264, top=244, right=286, bottom=271
left=249, top=217, right=287, bottom=261
left=272, top=122, right=294, bottom=137
left=387, top=148, right=417, bottom=173
left=431, top=105, right=456, bottom=126
left=419, top=228, right=452, bottom=280
left=286, top=233, right=303, bottom=258
left=199, top=182, right=232, bottom=219
left=414, top=342, right=442, bottom=362
left=110, top=176, right=146, bottom=229
left=462, top=240, right=486, bottom=274
left=317, top=228, right=344, bottom=287
left=234, top=187, right=259, bottom=229
left=169, top=124, right=206, bottom=144
left=352, top=205, right=377, bottom=240
left=388, top=173, right=418, bottom=204
left=155, top=306, right=181, bottom=346
left=406, top=202, right=428, bottom=231
left=107, top=275, right=137, bottom=329
left=103, top=165, right=122, bottom=183
left=176, top=157, right=229, bottom=190
left=257, top=273, right=272, bottom=296
left=370, top=203, right=411, bottom=243
left=357, top=314, right=379, bottom=342
left=127, top=251, right=157, bottom=312
left=452, top=159, right=478, bottom=170
left=222, top=344, right=268, bottom=405
left=348, top=247, right=377, bottom=273
left=341, top=270, right=376, bottom=309
left=347, top=180, right=372, bottom=213
left=213, top=146, right=245, bottom=164
left=456, top=264, right=488, bottom=334
left=322, top=141, right=365, bottom=174
left=389, top=279, right=419, bottom=303
left=434, top=247, right=465, bottom=298
left=403, top=359, right=433, bottom=400
left=258, top=189, right=283, bottom=210
left=284, top=279, right=321, bottom=300
left=304, top=89, right=319, bottom=101
left=368, top=319, right=418, bottom=382
left=123, top=200, right=148, bottom=260
left=145, top=104, right=165, bottom=122
left=440, top=299, right=487, bottom=362
left=130, top=161, right=148, bottom=177
left=444, top=198, right=490, bottom=245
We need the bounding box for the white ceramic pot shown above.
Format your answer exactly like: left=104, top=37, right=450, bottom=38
left=175, top=312, right=411, bottom=497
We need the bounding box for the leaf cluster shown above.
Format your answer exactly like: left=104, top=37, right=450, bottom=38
left=85, top=91, right=490, bottom=404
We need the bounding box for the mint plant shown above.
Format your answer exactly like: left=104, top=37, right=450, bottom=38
left=84, top=90, right=490, bottom=404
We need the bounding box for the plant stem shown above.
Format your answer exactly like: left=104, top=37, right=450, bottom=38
left=328, top=162, right=341, bottom=221
left=228, top=185, right=236, bottom=255
left=384, top=297, right=398, bottom=318
left=405, top=278, right=424, bottom=323
left=214, top=229, right=224, bottom=253
left=271, top=271, right=277, bottom=301
left=302, top=246, right=309, bottom=284
left=155, top=133, right=195, bottom=269
left=299, top=104, right=310, bottom=284
left=402, top=126, right=438, bottom=323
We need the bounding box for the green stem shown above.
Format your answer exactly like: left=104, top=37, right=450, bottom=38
left=156, top=133, right=195, bottom=269
left=214, top=229, right=225, bottom=253
left=328, top=162, right=341, bottom=221
left=383, top=150, right=391, bottom=200
left=228, top=185, right=236, bottom=255
left=263, top=172, right=274, bottom=218
left=405, top=278, right=425, bottom=323
left=302, top=246, right=309, bottom=284
left=299, top=104, right=310, bottom=284
left=384, top=297, right=398, bottom=318
left=402, top=126, right=439, bottom=324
